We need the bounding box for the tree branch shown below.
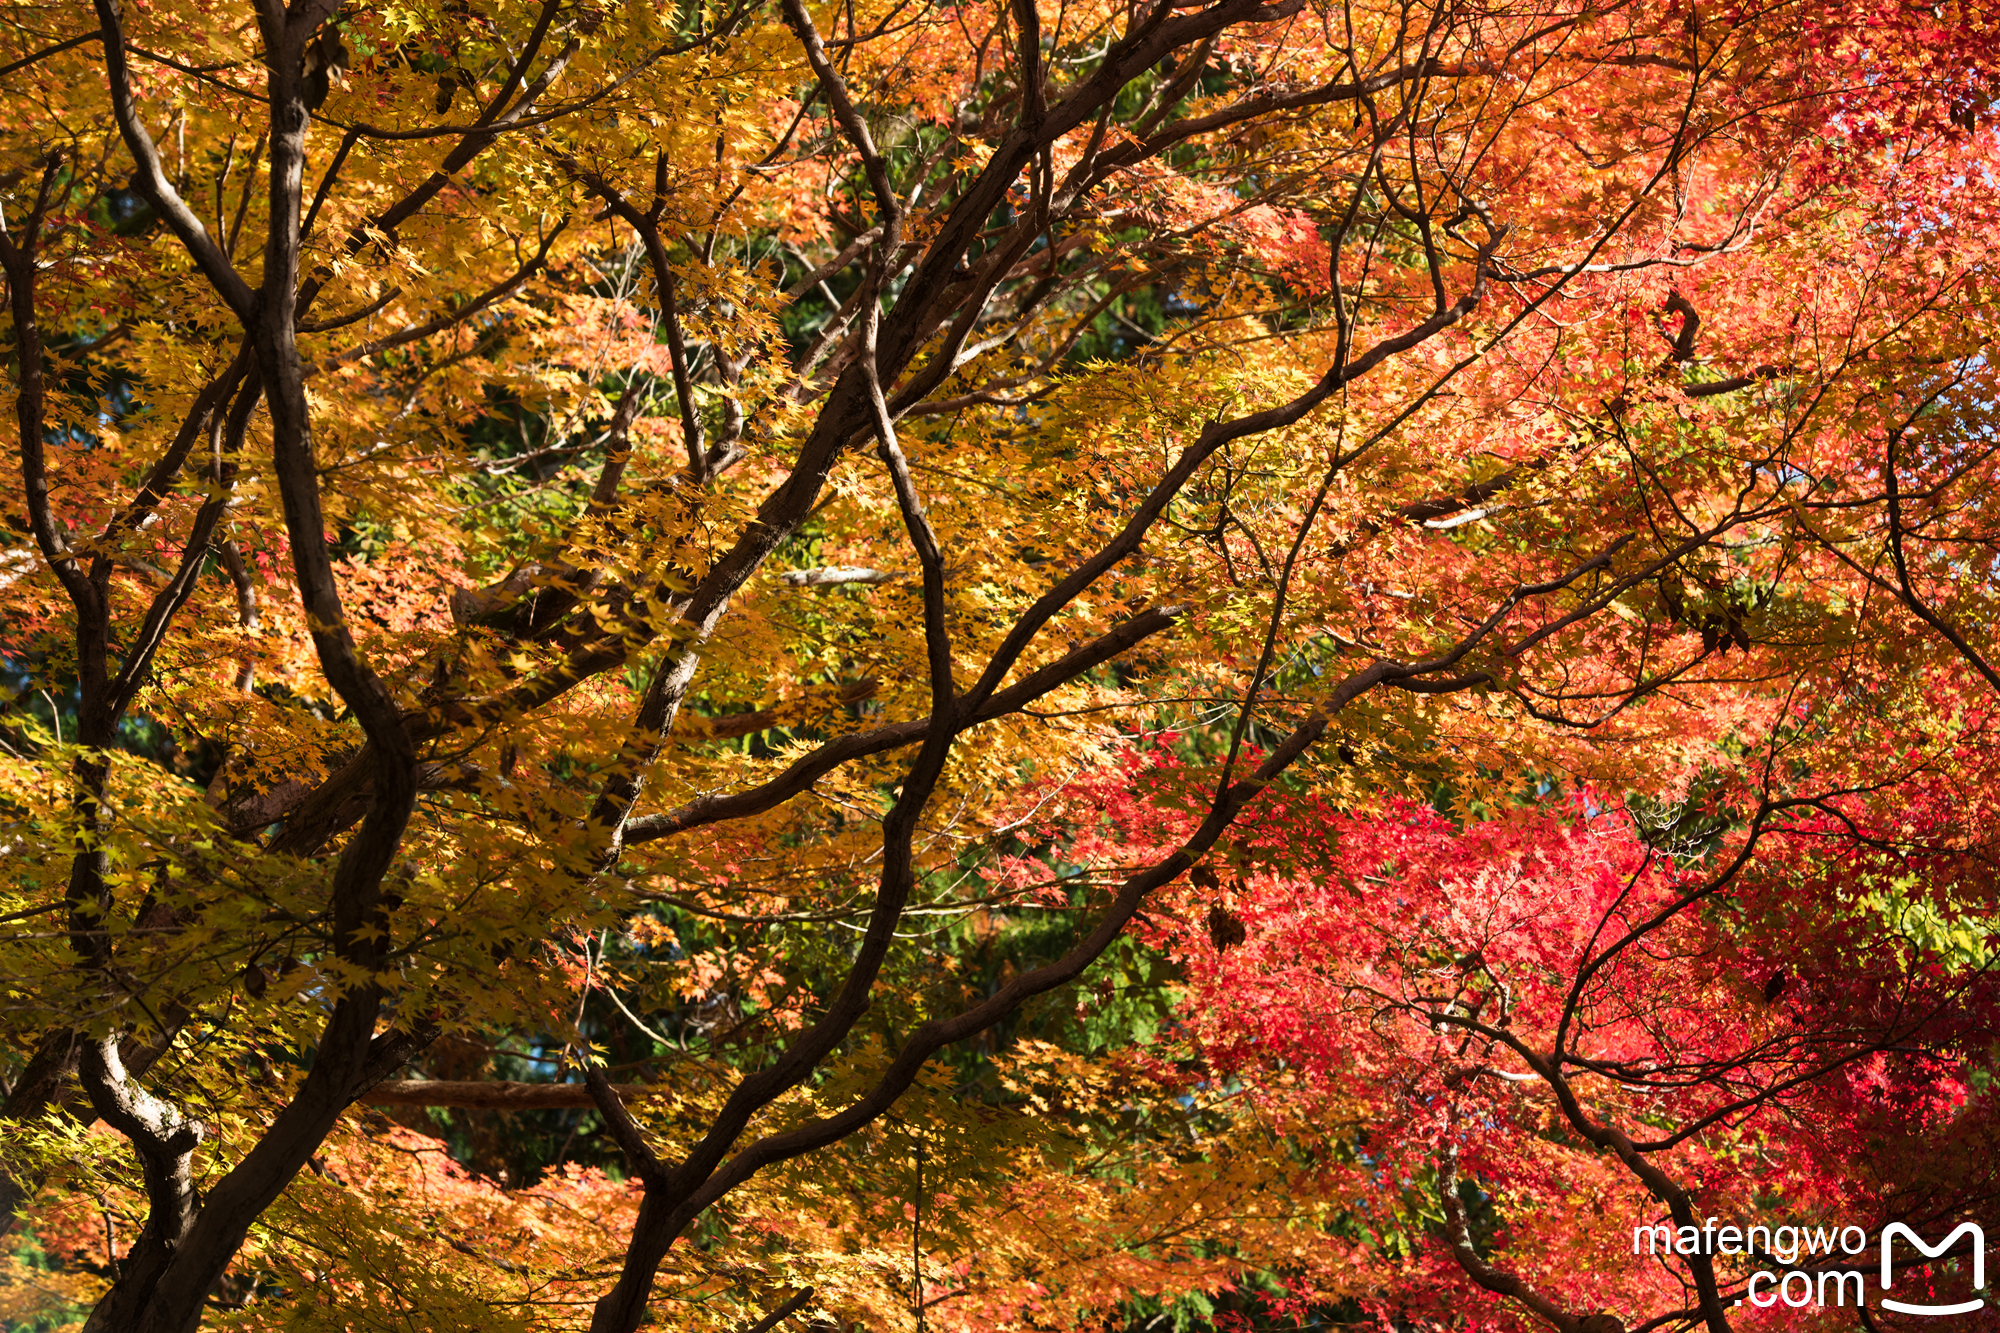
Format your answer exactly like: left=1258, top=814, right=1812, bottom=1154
left=92, top=0, right=254, bottom=316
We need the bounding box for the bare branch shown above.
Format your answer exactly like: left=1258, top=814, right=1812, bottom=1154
left=92, top=0, right=254, bottom=316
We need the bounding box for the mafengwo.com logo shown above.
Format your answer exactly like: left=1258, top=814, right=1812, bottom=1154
left=1634, top=1219, right=1987, bottom=1314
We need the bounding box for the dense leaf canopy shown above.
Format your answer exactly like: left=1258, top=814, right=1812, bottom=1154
left=5, top=0, right=2000, bottom=1328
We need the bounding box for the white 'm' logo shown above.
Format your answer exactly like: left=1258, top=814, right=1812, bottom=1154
left=1881, top=1223, right=1986, bottom=1316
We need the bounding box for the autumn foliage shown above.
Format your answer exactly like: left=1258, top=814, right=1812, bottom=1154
left=5, top=0, right=2000, bottom=1327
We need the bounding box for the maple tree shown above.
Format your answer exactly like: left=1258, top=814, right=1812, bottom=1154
left=4, top=0, right=2000, bottom=1327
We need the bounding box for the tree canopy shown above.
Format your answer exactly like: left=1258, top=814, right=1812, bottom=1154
left=5, top=0, right=2000, bottom=1329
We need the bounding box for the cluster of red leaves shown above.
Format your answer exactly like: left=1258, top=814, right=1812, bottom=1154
left=1005, top=739, right=2000, bottom=1330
